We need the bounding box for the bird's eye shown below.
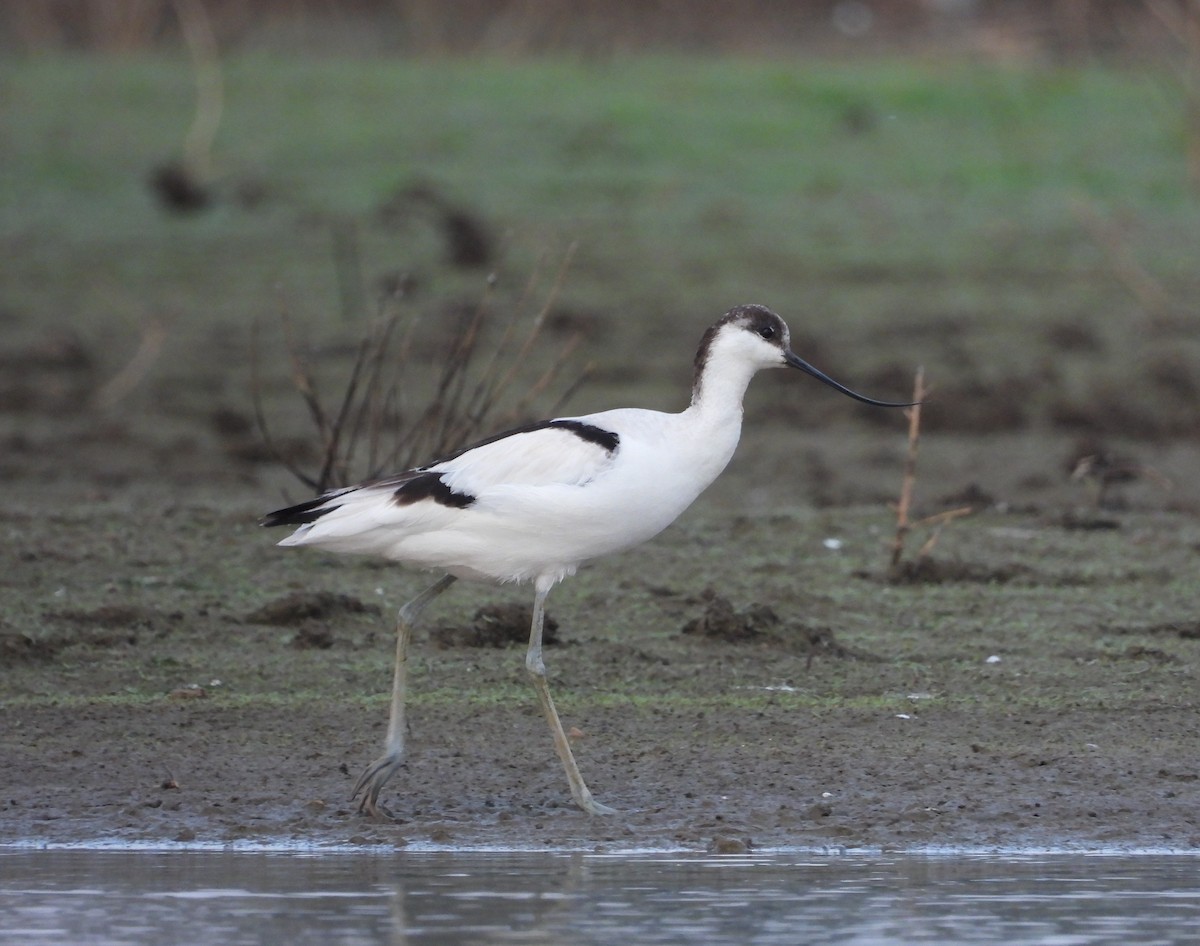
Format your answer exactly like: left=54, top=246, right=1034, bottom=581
left=758, top=325, right=775, bottom=340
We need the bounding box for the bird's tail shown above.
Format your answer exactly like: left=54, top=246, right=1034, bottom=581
left=260, top=492, right=346, bottom=528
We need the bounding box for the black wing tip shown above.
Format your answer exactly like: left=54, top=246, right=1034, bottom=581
left=260, top=497, right=337, bottom=528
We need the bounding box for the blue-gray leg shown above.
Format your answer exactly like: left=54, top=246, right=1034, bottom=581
left=526, top=576, right=616, bottom=815
left=353, top=573, right=457, bottom=817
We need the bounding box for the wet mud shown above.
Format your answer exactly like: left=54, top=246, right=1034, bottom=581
left=2, top=318, right=1200, bottom=854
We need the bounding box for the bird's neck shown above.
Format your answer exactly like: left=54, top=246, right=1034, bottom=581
left=688, top=356, right=757, bottom=422
left=681, top=357, right=757, bottom=474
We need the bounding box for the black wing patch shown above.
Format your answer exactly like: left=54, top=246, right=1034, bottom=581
left=262, top=419, right=613, bottom=526
left=547, top=419, right=620, bottom=453
left=392, top=471, right=476, bottom=509
left=434, top=418, right=619, bottom=464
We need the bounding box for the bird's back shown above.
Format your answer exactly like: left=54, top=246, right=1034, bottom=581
left=266, top=403, right=739, bottom=585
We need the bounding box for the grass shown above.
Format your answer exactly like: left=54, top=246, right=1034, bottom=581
left=3, top=54, right=1195, bottom=327
left=2, top=52, right=1196, bottom=462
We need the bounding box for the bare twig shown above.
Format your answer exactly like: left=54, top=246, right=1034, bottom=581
left=172, top=0, right=222, bottom=183
left=890, top=366, right=926, bottom=568
left=887, top=368, right=972, bottom=576
left=1071, top=197, right=1177, bottom=324
left=1146, top=0, right=1200, bottom=190
left=913, top=507, right=974, bottom=560
left=250, top=313, right=318, bottom=491
left=253, top=249, right=587, bottom=495
left=92, top=319, right=168, bottom=410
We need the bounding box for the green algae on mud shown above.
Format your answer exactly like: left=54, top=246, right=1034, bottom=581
left=3, top=482, right=1199, bottom=851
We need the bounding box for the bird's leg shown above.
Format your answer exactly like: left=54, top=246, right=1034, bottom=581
left=352, top=573, right=457, bottom=818
left=525, top=578, right=616, bottom=815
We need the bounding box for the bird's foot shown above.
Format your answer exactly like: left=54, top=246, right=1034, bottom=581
left=577, top=793, right=617, bottom=816
left=351, top=752, right=405, bottom=819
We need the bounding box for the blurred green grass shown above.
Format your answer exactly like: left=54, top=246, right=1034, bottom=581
left=1, top=53, right=1197, bottom=430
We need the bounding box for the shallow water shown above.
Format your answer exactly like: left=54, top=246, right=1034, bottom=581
left=2, top=848, right=1197, bottom=945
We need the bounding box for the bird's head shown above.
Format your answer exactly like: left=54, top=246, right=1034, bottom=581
left=694, top=304, right=917, bottom=408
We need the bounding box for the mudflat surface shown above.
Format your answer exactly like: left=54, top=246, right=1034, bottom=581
left=4, top=414, right=1199, bottom=853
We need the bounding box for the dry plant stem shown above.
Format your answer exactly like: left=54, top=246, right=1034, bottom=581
left=92, top=320, right=168, bottom=410
left=890, top=366, right=926, bottom=568
left=320, top=319, right=380, bottom=489
left=1070, top=197, right=1175, bottom=323
left=249, top=317, right=314, bottom=490
left=172, top=0, right=222, bottom=182
left=913, top=507, right=974, bottom=560
left=354, top=308, right=406, bottom=477
left=254, top=248, right=587, bottom=496
left=493, top=243, right=578, bottom=410
left=1146, top=0, right=1200, bottom=189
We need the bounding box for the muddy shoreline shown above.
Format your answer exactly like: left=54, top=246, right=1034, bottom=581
left=4, top=456, right=1199, bottom=854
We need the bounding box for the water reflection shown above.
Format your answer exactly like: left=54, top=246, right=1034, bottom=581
left=1, top=849, right=1197, bottom=945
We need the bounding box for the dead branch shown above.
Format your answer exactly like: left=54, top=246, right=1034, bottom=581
left=173, top=0, right=222, bottom=183
left=92, top=319, right=168, bottom=411
left=889, top=366, right=926, bottom=568
left=886, top=368, right=973, bottom=576
left=1145, top=0, right=1200, bottom=190
left=254, top=248, right=586, bottom=496
left=1070, top=197, right=1177, bottom=324
left=250, top=313, right=319, bottom=491
left=913, top=507, right=974, bottom=560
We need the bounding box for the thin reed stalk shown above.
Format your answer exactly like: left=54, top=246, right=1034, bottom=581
left=253, top=247, right=588, bottom=496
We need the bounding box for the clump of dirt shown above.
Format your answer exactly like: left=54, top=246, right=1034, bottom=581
left=798, top=625, right=882, bottom=666
left=1049, top=379, right=1198, bottom=440
left=291, top=625, right=336, bottom=650
left=884, top=557, right=1037, bottom=585
left=920, top=377, right=1031, bottom=433
left=241, top=590, right=382, bottom=650
left=50, top=603, right=163, bottom=631
left=0, top=329, right=96, bottom=412
left=0, top=628, right=61, bottom=663
left=706, top=834, right=754, bottom=854
left=244, top=592, right=379, bottom=626
left=1044, top=319, right=1103, bottom=353
left=937, top=481, right=996, bottom=512
left=681, top=588, right=779, bottom=643
left=2, top=605, right=163, bottom=664
left=1064, top=436, right=1170, bottom=509
left=681, top=589, right=874, bottom=667
left=148, top=161, right=213, bottom=213
left=431, top=603, right=558, bottom=649
left=1056, top=511, right=1122, bottom=530
left=375, top=182, right=493, bottom=268
left=1113, top=645, right=1178, bottom=663
left=1105, top=621, right=1200, bottom=639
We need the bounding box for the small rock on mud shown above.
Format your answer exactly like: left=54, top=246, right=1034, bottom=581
left=706, top=834, right=753, bottom=854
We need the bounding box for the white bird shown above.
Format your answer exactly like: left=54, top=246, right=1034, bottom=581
left=262, top=304, right=911, bottom=817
